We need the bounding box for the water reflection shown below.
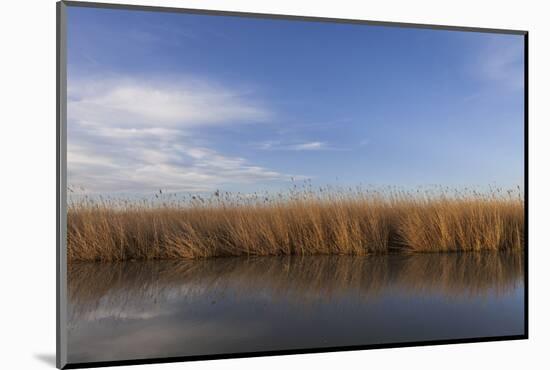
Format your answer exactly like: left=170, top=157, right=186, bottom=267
left=68, top=252, right=524, bottom=363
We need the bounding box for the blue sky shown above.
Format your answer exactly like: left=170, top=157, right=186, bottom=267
left=67, top=6, right=524, bottom=194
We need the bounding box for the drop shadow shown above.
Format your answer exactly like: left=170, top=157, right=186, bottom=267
left=34, top=353, right=56, bottom=367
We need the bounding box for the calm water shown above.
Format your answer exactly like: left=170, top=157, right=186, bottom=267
left=67, top=252, right=524, bottom=363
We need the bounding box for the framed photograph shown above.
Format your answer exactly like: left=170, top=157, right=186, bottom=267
left=57, top=1, right=528, bottom=368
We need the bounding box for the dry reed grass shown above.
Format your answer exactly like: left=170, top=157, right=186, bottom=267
left=67, top=185, right=524, bottom=262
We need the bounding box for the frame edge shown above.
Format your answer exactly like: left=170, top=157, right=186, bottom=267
left=61, top=0, right=527, bottom=35
left=57, top=1, right=68, bottom=369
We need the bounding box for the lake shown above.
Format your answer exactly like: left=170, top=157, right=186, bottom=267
left=67, top=251, right=524, bottom=363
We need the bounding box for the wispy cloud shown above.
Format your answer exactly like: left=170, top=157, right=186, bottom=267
left=474, top=35, right=524, bottom=91
left=256, top=140, right=334, bottom=151
left=291, top=142, right=326, bottom=150
left=68, top=76, right=269, bottom=128
left=67, top=76, right=291, bottom=193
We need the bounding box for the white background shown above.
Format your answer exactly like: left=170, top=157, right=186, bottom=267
left=1, top=0, right=548, bottom=369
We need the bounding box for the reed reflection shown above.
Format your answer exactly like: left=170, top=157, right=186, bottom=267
left=68, top=251, right=523, bottom=324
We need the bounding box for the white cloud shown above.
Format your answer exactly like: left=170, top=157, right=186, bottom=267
left=68, top=76, right=269, bottom=128
left=256, top=140, right=329, bottom=151
left=67, top=76, right=290, bottom=193
left=475, top=35, right=524, bottom=91
left=291, top=141, right=325, bottom=150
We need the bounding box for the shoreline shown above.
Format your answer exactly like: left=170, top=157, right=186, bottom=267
left=68, top=248, right=524, bottom=264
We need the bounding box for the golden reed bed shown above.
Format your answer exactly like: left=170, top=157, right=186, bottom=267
left=67, top=186, right=524, bottom=262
